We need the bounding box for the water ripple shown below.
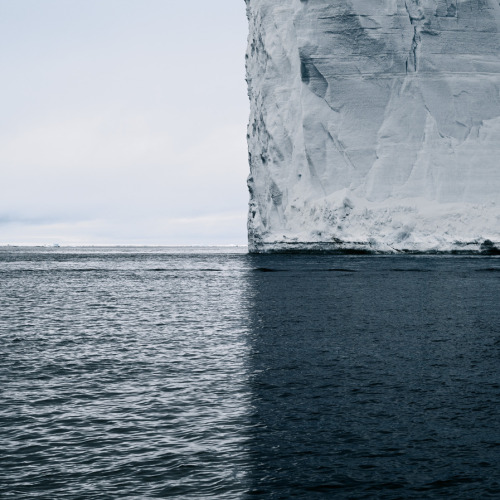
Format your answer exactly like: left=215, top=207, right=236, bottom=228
left=1, top=249, right=499, bottom=498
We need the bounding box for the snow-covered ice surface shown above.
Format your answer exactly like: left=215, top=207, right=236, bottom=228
left=245, top=0, right=500, bottom=253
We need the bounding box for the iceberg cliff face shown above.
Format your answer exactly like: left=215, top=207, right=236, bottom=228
left=245, top=0, right=500, bottom=252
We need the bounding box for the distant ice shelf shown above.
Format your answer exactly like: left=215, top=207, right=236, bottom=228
left=245, top=0, right=500, bottom=253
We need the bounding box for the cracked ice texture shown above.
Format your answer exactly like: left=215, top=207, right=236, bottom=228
left=246, top=0, right=500, bottom=252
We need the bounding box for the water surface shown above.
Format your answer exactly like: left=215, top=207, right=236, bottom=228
left=1, top=247, right=499, bottom=498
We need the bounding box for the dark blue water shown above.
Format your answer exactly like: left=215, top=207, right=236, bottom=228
left=1, top=247, right=499, bottom=498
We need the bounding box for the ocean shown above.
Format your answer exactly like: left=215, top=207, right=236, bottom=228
left=1, top=247, right=499, bottom=498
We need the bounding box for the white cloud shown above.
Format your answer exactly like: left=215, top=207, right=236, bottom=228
left=0, top=212, right=248, bottom=246
left=0, top=0, right=249, bottom=245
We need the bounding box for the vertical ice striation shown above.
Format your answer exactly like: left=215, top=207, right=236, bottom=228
left=245, top=0, right=500, bottom=253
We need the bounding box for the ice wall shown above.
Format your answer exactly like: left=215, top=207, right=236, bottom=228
left=245, top=0, right=500, bottom=253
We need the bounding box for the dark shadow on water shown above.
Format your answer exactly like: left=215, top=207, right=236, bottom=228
left=243, top=255, right=500, bottom=499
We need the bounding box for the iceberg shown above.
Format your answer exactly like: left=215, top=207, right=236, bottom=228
left=245, top=0, right=500, bottom=253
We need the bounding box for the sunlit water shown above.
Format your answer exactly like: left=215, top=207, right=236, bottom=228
left=1, top=247, right=499, bottom=498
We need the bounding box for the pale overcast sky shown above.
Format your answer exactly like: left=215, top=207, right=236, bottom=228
left=0, top=0, right=249, bottom=245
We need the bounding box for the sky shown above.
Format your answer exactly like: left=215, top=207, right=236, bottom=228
left=0, top=0, right=249, bottom=245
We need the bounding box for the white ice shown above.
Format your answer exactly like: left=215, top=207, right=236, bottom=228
left=245, top=0, right=500, bottom=252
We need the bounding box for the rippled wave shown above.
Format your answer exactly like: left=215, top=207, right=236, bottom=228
left=1, top=248, right=499, bottom=498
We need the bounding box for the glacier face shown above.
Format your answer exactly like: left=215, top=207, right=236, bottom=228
left=245, top=0, right=500, bottom=252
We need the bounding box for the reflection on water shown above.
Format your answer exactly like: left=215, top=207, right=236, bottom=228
left=245, top=255, right=500, bottom=498
left=0, top=248, right=252, bottom=499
